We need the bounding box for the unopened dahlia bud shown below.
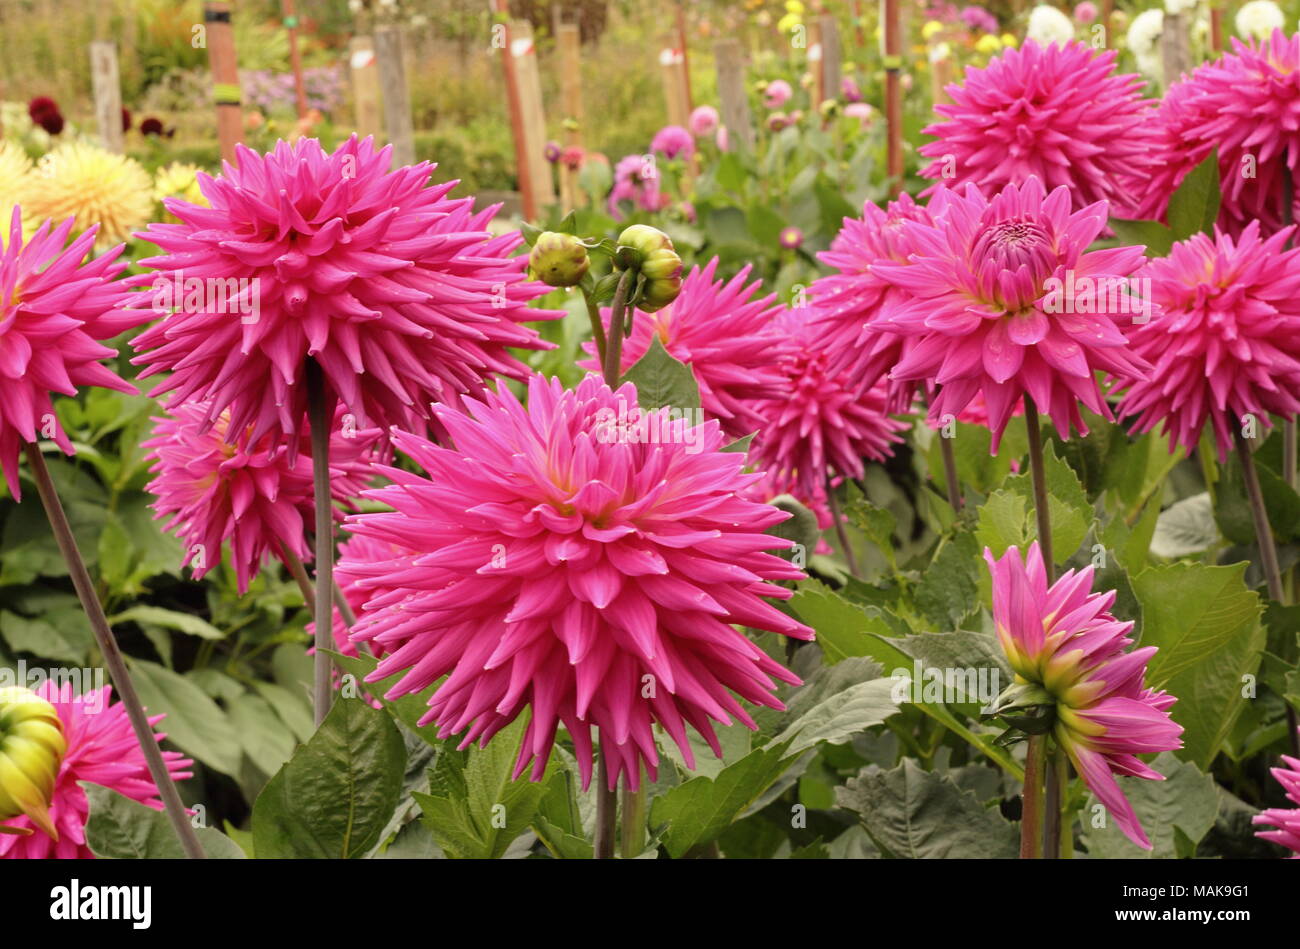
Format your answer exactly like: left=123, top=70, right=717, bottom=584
left=0, top=686, right=66, bottom=840
left=528, top=231, right=590, bottom=287
left=615, top=224, right=683, bottom=312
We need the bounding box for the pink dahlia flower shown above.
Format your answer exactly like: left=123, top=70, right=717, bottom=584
left=130, top=136, right=559, bottom=451
left=1254, top=732, right=1300, bottom=856
left=764, top=79, right=794, bottom=109
left=143, top=400, right=382, bottom=593
left=688, top=105, right=720, bottom=138
left=986, top=543, right=1183, bottom=850
left=1114, top=222, right=1300, bottom=461
left=608, top=153, right=666, bottom=218
left=341, top=375, right=813, bottom=791
left=578, top=258, right=787, bottom=440
left=919, top=40, right=1158, bottom=217
left=751, top=308, right=908, bottom=506
left=810, top=192, right=933, bottom=409
left=0, top=683, right=192, bottom=859
left=0, top=210, right=146, bottom=500
left=651, top=124, right=695, bottom=160
left=1139, top=30, right=1300, bottom=237
left=873, top=177, right=1153, bottom=450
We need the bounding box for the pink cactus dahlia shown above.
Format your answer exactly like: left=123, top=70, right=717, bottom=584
left=873, top=177, right=1153, bottom=450
left=130, top=136, right=559, bottom=451
left=0, top=684, right=192, bottom=859
left=143, top=401, right=381, bottom=593
left=1254, top=732, right=1300, bottom=856
left=0, top=210, right=146, bottom=499
left=1140, top=30, right=1300, bottom=237
left=986, top=543, right=1183, bottom=850
left=751, top=309, right=908, bottom=506
left=341, top=375, right=813, bottom=791
left=579, top=258, right=787, bottom=440
left=811, top=192, right=933, bottom=409
left=1114, top=222, right=1300, bottom=461
left=919, top=40, right=1157, bottom=217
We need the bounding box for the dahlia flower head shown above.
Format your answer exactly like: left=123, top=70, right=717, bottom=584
left=764, top=79, right=794, bottom=109
left=651, top=125, right=695, bottom=161
left=608, top=153, right=666, bottom=217
left=130, top=136, right=560, bottom=452
left=811, top=191, right=934, bottom=410
left=986, top=543, right=1183, bottom=850
left=1114, top=222, right=1300, bottom=461
left=919, top=40, right=1158, bottom=218
left=750, top=308, right=907, bottom=507
left=1138, top=30, right=1300, bottom=237
left=314, top=529, right=413, bottom=663
left=1253, top=731, right=1300, bottom=856
left=0, top=684, right=192, bottom=859
left=0, top=141, right=32, bottom=225
left=578, top=257, right=788, bottom=441
left=688, top=105, right=720, bottom=138
left=872, top=177, right=1154, bottom=451
left=0, top=210, right=148, bottom=500
left=341, top=375, right=813, bottom=791
left=143, top=401, right=382, bottom=594
left=22, top=143, right=153, bottom=250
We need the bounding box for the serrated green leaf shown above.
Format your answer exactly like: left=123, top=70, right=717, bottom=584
left=83, top=785, right=245, bottom=859
left=1083, top=752, right=1219, bottom=858
left=1167, top=148, right=1221, bottom=241
left=618, top=335, right=700, bottom=411
left=127, top=658, right=243, bottom=776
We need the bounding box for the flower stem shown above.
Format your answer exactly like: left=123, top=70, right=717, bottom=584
left=23, top=443, right=205, bottom=859
left=307, top=360, right=336, bottom=727
left=1023, top=395, right=1054, bottom=582
left=602, top=270, right=634, bottom=386
left=939, top=433, right=963, bottom=512
left=1042, top=743, right=1063, bottom=859
left=1020, top=733, right=1046, bottom=859
left=583, top=291, right=607, bottom=368
left=1234, top=429, right=1300, bottom=758
left=620, top=767, right=647, bottom=858
left=825, top=474, right=859, bottom=577
left=280, top=547, right=315, bottom=609
left=595, top=755, right=617, bottom=859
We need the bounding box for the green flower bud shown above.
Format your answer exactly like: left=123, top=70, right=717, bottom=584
left=0, top=687, right=65, bottom=840
left=528, top=231, right=590, bottom=288
left=615, top=225, right=683, bottom=312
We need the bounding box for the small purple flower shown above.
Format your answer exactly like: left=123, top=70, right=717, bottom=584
left=779, top=226, right=803, bottom=250
left=840, top=76, right=863, bottom=102
left=544, top=140, right=562, bottom=163
left=651, top=124, right=695, bottom=160
left=689, top=105, right=720, bottom=138
left=960, top=5, right=999, bottom=33
left=764, top=79, right=793, bottom=109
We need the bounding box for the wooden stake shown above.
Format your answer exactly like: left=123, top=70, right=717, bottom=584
left=819, top=15, right=843, bottom=106
left=1160, top=13, right=1192, bottom=86
left=282, top=0, right=308, bottom=120
left=204, top=2, right=243, bottom=166
left=929, top=43, right=953, bottom=109
left=714, top=39, right=754, bottom=153
left=349, top=37, right=383, bottom=140
left=557, top=22, right=584, bottom=210
left=89, top=41, right=124, bottom=154
left=676, top=3, right=693, bottom=112
left=374, top=25, right=415, bottom=169
left=808, top=18, right=825, bottom=105
left=491, top=2, right=535, bottom=220
left=511, top=20, right=556, bottom=211
left=660, top=42, right=691, bottom=128
left=1210, top=5, right=1224, bottom=52
left=882, top=0, right=904, bottom=193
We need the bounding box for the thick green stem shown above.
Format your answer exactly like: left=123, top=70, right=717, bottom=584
left=939, top=433, right=963, bottom=511
left=1023, top=395, right=1054, bottom=582
left=1020, top=733, right=1046, bottom=859
left=1042, top=742, right=1063, bottom=859
left=825, top=474, right=859, bottom=577
left=602, top=270, right=633, bottom=386
left=620, top=768, right=647, bottom=858
left=307, top=361, right=335, bottom=727
left=583, top=291, right=608, bottom=368
left=24, top=443, right=205, bottom=859
left=594, top=756, right=618, bottom=859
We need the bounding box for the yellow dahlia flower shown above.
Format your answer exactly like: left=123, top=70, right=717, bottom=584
left=154, top=162, right=208, bottom=223
left=22, top=142, right=153, bottom=250
left=0, top=141, right=33, bottom=224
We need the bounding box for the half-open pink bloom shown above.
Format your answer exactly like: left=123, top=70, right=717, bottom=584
left=341, top=375, right=813, bottom=791
left=1114, top=222, right=1300, bottom=461
left=143, top=401, right=381, bottom=593
left=1254, top=733, right=1300, bottom=856
left=810, top=191, right=932, bottom=408
left=0, top=210, right=146, bottom=499
left=1139, top=30, right=1300, bottom=237
left=651, top=125, right=695, bottom=160
left=919, top=40, right=1158, bottom=217
left=873, top=177, right=1152, bottom=450
left=131, top=136, right=559, bottom=452
left=751, top=308, right=908, bottom=506
left=578, top=258, right=787, bottom=440
left=0, top=684, right=192, bottom=859
left=986, top=543, right=1183, bottom=850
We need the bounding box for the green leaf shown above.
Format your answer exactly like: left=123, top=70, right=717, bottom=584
left=789, top=581, right=901, bottom=664
left=836, top=758, right=1018, bottom=858
left=251, top=697, right=406, bottom=858
left=1150, top=492, right=1220, bottom=559
left=251, top=680, right=315, bottom=745
left=330, top=650, right=442, bottom=747
left=1109, top=218, right=1175, bottom=257
left=1166, top=148, right=1221, bottom=241
left=1003, top=439, right=1094, bottom=563
left=1134, top=562, right=1265, bottom=767
left=722, top=432, right=754, bottom=453
left=411, top=717, right=550, bottom=859
left=771, top=657, right=899, bottom=753
left=228, top=693, right=296, bottom=777
left=83, top=785, right=246, bottom=859
left=108, top=605, right=223, bottom=640
left=618, top=335, right=700, bottom=411
left=0, top=608, right=90, bottom=664
left=975, top=489, right=1031, bottom=556
left=844, top=497, right=898, bottom=570
left=914, top=531, right=982, bottom=628
left=127, top=659, right=243, bottom=776
left=651, top=742, right=799, bottom=858
left=1083, top=753, right=1219, bottom=858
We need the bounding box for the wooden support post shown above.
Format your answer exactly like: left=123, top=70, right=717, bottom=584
left=819, top=14, right=842, bottom=104
left=714, top=39, right=754, bottom=153
left=676, top=3, right=693, bottom=112
left=557, top=22, right=584, bottom=210
left=204, top=2, right=243, bottom=166
left=852, top=0, right=868, bottom=49
left=929, top=39, right=953, bottom=109
left=511, top=21, right=556, bottom=212
left=89, top=41, right=124, bottom=154
left=374, top=26, right=416, bottom=169
left=1160, top=13, right=1191, bottom=86
left=661, top=41, right=690, bottom=128
left=882, top=0, right=904, bottom=193
left=1210, top=5, right=1224, bottom=52
left=808, top=18, right=824, bottom=105
left=349, top=37, right=382, bottom=140
left=492, top=4, right=535, bottom=220
left=282, top=0, right=308, bottom=120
